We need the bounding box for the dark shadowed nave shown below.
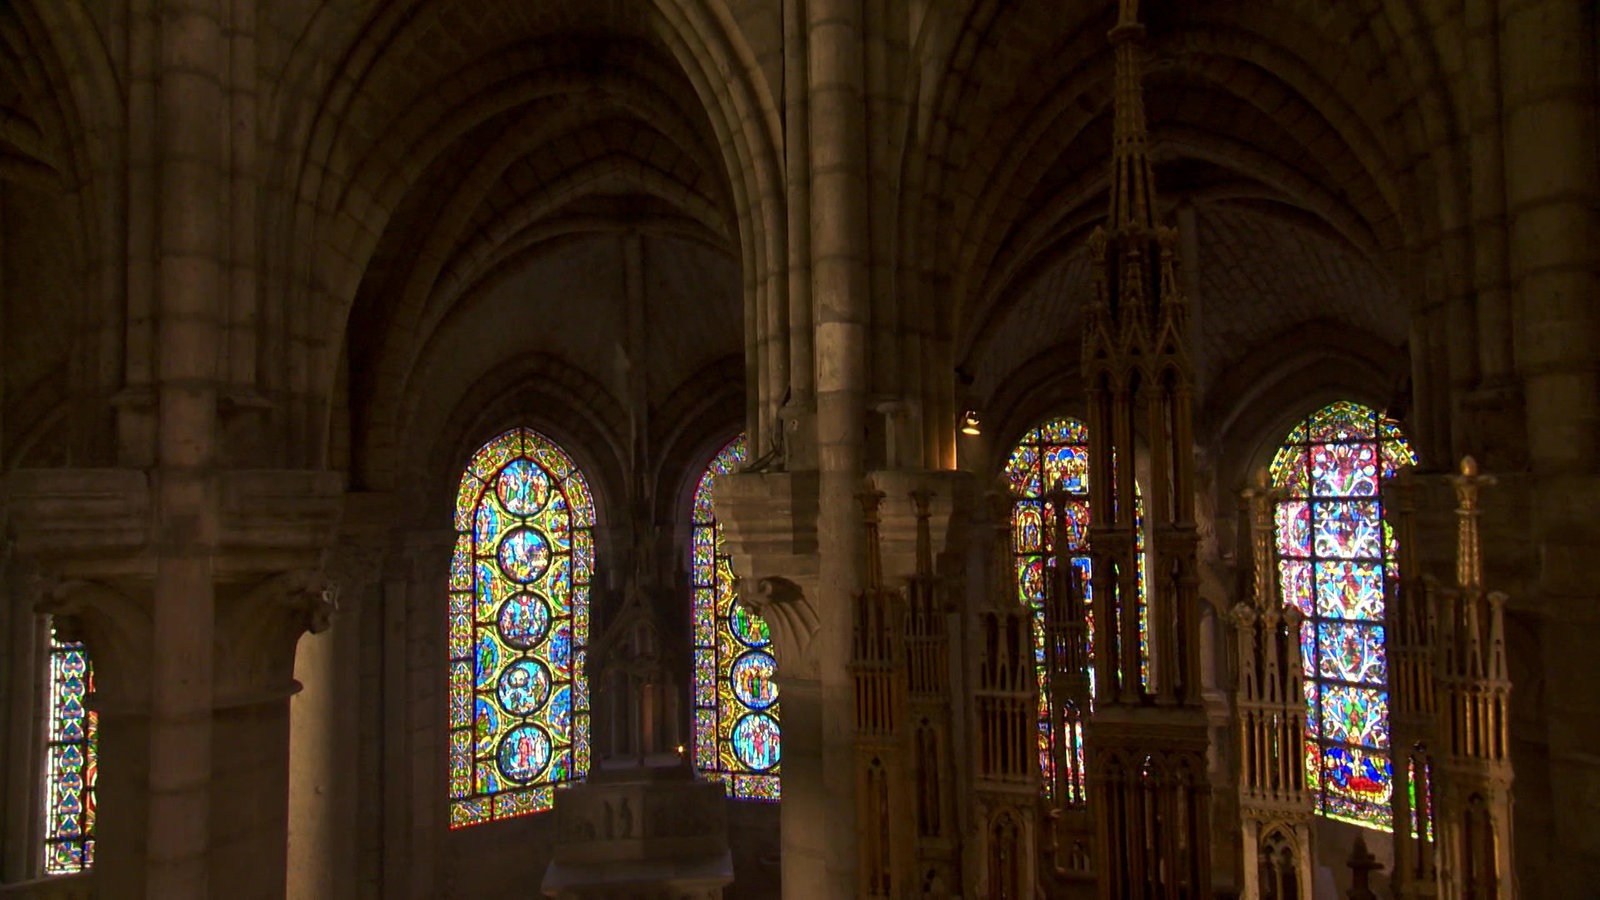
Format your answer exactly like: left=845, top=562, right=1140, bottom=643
left=0, top=1, right=1595, bottom=897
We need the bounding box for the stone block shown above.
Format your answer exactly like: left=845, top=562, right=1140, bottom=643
left=4, top=468, right=152, bottom=562
left=542, top=766, right=733, bottom=899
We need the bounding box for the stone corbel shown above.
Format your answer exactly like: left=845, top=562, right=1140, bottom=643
left=777, top=396, right=818, bottom=471
left=735, top=575, right=820, bottom=681
left=214, top=568, right=336, bottom=705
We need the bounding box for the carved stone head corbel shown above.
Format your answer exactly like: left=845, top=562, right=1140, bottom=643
left=733, top=575, right=819, bottom=682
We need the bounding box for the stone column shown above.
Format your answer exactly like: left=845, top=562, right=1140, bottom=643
left=807, top=0, right=871, bottom=893
left=29, top=568, right=334, bottom=900
left=147, top=0, right=228, bottom=891
left=712, top=472, right=823, bottom=899
left=209, top=571, right=336, bottom=899
left=9, top=467, right=343, bottom=898
left=289, top=541, right=381, bottom=900
left=1501, top=1, right=1600, bottom=894
left=287, top=609, right=339, bottom=898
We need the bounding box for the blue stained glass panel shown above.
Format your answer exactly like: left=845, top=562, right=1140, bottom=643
left=1004, top=416, right=1144, bottom=801
left=731, top=713, right=781, bottom=771
left=1313, top=501, right=1383, bottom=559
left=690, top=435, right=781, bottom=800
left=1313, top=561, right=1384, bottom=620
left=1317, top=621, right=1387, bottom=685
left=1270, top=401, right=1413, bottom=831
left=1319, top=685, right=1390, bottom=749
left=448, top=428, right=593, bottom=828
left=1044, top=444, right=1089, bottom=494
left=43, top=632, right=96, bottom=874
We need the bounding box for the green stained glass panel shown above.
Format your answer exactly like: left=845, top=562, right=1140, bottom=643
left=448, top=428, right=594, bottom=827
left=690, top=435, right=780, bottom=800
left=43, top=631, right=96, bottom=874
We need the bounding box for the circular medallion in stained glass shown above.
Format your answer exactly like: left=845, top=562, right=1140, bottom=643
left=496, top=659, right=552, bottom=715
left=497, top=528, right=550, bottom=584
left=497, top=593, right=551, bottom=649
left=496, top=459, right=552, bottom=516
left=729, top=651, right=779, bottom=710
left=730, top=712, right=780, bottom=771
left=496, top=724, right=552, bottom=784
left=729, top=602, right=769, bottom=648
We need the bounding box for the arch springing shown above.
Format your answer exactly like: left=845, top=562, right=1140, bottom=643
left=690, top=434, right=780, bottom=800
left=447, top=428, right=595, bottom=826
left=1270, top=400, right=1414, bottom=830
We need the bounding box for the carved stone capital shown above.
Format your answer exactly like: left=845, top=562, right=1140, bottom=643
left=214, top=568, right=336, bottom=704
left=712, top=471, right=824, bottom=681
left=734, top=575, right=820, bottom=681
left=5, top=468, right=345, bottom=582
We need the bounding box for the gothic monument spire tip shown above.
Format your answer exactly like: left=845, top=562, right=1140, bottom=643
left=1108, top=0, right=1158, bottom=233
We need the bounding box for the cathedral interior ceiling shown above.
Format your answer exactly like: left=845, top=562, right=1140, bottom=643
left=0, top=0, right=1459, bottom=480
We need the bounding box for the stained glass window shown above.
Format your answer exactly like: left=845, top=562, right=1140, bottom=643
left=1270, top=400, right=1414, bottom=830
left=1003, top=416, right=1145, bottom=798
left=447, top=428, right=595, bottom=827
left=690, top=434, right=780, bottom=800
left=43, top=628, right=96, bottom=874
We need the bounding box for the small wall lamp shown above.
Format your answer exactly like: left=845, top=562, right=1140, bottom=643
left=960, top=409, right=982, bottom=436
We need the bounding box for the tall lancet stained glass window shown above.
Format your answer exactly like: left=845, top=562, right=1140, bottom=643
left=44, top=628, right=96, bottom=873
left=1003, top=416, right=1145, bottom=798
left=691, top=434, right=780, bottom=800
left=448, top=428, right=595, bottom=827
left=1270, top=401, right=1414, bottom=830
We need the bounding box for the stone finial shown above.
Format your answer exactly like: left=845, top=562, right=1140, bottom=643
left=1450, top=455, right=1497, bottom=591
left=1229, top=601, right=1259, bottom=630
left=859, top=481, right=886, bottom=591
left=911, top=487, right=935, bottom=579
left=1242, top=467, right=1281, bottom=610
left=1106, top=0, right=1157, bottom=234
